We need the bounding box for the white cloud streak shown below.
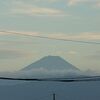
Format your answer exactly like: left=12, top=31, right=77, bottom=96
left=2, top=0, right=100, bottom=10
left=46, top=32, right=100, bottom=41
left=9, top=0, right=67, bottom=16
left=67, top=0, right=100, bottom=7
left=11, top=7, right=64, bottom=16
left=34, top=0, right=100, bottom=7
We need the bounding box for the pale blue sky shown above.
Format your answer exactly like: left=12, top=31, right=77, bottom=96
left=0, top=0, right=100, bottom=72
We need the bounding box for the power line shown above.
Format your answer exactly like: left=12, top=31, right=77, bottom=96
left=0, top=30, right=100, bottom=45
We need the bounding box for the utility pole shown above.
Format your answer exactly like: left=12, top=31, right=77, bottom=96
left=53, top=93, right=56, bottom=100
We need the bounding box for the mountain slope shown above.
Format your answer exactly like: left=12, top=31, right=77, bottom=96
left=22, top=56, right=79, bottom=71
left=20, top=56, right=81, bottom=78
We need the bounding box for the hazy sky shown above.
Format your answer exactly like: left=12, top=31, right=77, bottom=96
left=0, top=0, right=100, bottom=72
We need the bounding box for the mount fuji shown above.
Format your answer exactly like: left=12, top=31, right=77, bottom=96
left=20, top=56, right=82, bottom=78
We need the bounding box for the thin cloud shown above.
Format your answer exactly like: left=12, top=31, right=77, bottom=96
left=68, top=51, right=77, bottom=55
left=88, top=55, right=100, bottom=60
left=9, top=0, right=67, bottom=16
left=0, top=32, right=11, bottom=35
left=11, top=7, right=64, bottom=16
left=0, top=49, right=30, bottom=59
left=67, top=0, right=100, bottom=8
left=68, top=0, right=82, bottom=6
left=4, top=0, right=100, bottom=8
left=0, top=31, right=40, bottom=36
left=85, top=51, right=100, bottom=60
left=95, top=2, right=100, bottom=8
left=46, top=32, right=100, bottom=41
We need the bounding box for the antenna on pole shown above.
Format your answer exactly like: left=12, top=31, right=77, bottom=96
left=53, top=93, right=56, bottom=100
